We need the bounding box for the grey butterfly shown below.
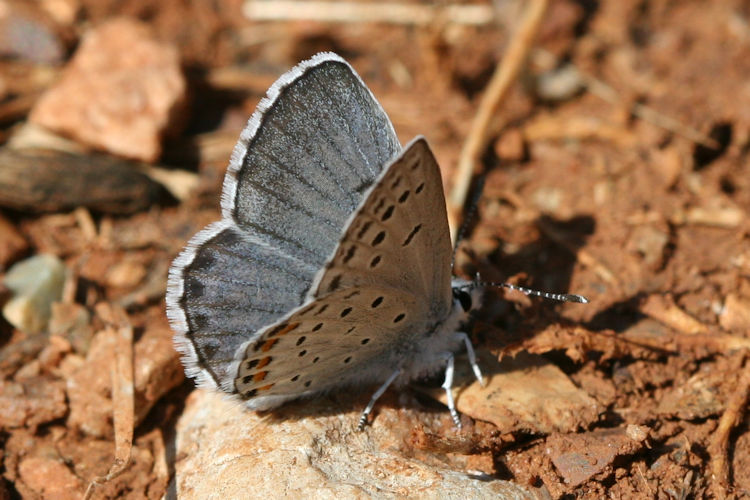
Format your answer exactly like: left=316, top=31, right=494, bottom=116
left=167, top=52, right=581, bottom=430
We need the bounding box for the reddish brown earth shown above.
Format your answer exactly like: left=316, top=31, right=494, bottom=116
left=0, top=0, right=749, bottom=498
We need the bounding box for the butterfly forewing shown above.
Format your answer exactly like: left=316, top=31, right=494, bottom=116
left=228, top=58, right=401, bottom=270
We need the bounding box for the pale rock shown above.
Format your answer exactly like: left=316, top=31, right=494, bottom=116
left=173, top=390, right=546, bottom=499
left=547, top=427, right=647, bottom=487
left=0, top=378, right=67, bottom=429
left=430, top=351, right=601, bottom=434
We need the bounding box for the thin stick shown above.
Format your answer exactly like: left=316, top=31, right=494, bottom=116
left=83, top=305, right=135, bottom=500
left=448, top=0, right=549, bottom=242
left=243, top=1, right=495, bottom=26
left=709, top=353, right=750, bottom=499
left=639, top=294, right=709, bottom=335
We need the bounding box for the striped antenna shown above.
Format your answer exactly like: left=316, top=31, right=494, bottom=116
left=457, top=278, right=589, bottom=304
left=493, top=282, right=589, bottom=303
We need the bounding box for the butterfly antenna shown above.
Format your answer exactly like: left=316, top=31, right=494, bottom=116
left=491, top=282, right=589, bottom=303
left=451, top=176, right=485, bottom=269
left=459, top=275, right=589, bottom=304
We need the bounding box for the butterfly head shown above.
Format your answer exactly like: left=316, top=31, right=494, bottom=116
left=450, top=278, right=483, bottom=317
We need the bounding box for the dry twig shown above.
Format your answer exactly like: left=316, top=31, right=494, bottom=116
left=83, top=304, right=135, bottom=500
left=448, top=0, right=548, bottom=241
left=639, top=294, right=709, bottom=335
left=243, top=1, right=495, bottom=26
left=709, top=354, right=750, bottom=499
left=638, top=294, right=750, bottom=352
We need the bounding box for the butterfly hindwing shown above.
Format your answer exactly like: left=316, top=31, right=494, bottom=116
left=234, top=286, right=425, bottom=404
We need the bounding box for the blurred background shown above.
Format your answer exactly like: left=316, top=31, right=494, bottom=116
left=0, top=0, right=749, bottom=498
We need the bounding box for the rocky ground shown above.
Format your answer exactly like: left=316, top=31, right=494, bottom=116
left=0, top=0, right=749, bottom=498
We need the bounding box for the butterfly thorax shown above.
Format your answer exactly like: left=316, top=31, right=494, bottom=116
left=391, top=278, right=482, bottom=384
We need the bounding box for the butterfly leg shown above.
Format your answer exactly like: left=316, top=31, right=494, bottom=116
left=441, top=352, right=462, bottom=429
left=455, top=332, right=485, bottom=387
left=357, top=369, right=402, bottom=431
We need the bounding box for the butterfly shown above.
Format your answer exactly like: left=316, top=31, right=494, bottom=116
left=166, top=52, right=584, bottom=430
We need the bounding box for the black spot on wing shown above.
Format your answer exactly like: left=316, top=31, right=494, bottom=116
left=402, top=224, right=422, bottom=246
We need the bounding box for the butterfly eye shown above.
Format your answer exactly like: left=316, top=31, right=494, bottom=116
left=453, top=289, right=473, bottom=312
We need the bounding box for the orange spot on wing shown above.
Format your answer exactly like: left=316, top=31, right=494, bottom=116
left=257, top=357, right=271, bottom=369
left=258, top=384, right=274, bottom=392
left=261, top=338, right=278, bottom=352
left=253, top=371, right=268, bottom=382
left=268, top=322, right=300, bottom=337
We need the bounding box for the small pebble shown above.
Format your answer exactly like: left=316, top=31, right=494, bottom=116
left=533, top=64, right=585, bottom=102
left=29, top=18, right=187, bottom=161
left=2, top=254, right=66, bottom=333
